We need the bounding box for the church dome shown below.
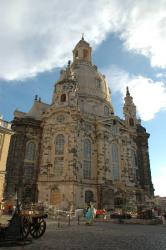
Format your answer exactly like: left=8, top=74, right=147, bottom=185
left=72, top=63, right=111, bottom=102
left=53, top=37, right=114, bottom=114
left=72, top=37, right=112, bottom=104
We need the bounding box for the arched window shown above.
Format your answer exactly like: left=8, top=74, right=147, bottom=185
left=83, top=139, right=91, bottom=178
left=61, top=94, right=66, bottom=102
left=85, top=190, right=94, bottom=203
left=83, top=49, right=88, bottom=59
left=131, top=150, right=137, bottom=168
left=111, top=143, right=120, bottom=180
left=96, top=79, right=101, bottom=88
left=25, top=142, right=36, bottom=161
left=75, top=50, right=78, bottom=58
left=129, top=118, right=134, bottom=126
left=130, top=150, right=137, bottom=178
left=104, top=105, right=109, bottom=116
left=55, top=134, right=65, bottom=155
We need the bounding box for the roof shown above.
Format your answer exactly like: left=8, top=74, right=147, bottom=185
left=26, top=100, right=50, bottom=120
left=74, top=38, right=90, bottom=50
left=14, top=100, right=50, bottom=120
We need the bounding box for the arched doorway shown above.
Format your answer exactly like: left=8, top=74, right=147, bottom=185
left=85, top=190, right=94, bottom=203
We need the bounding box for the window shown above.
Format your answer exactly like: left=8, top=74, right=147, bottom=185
left=54, top=158, right=63, bottom=176
left=104, top=106, right=109, bottom=116
left=85, top=190, right=94, bottom=203
left=54, top=84, right=57, bottom=93
left=83, top=49, right=88, bottom=59
left=111, top=143, right=120, bottom=180
left=55, top=134, right=65, bottom=155
left=61, top=94, right=66, bottom=102
left=0, top=134, right=3, bottom=148
left=83, top=139, right=91, bottom=178
left=54, top=135, right=65, bottom=176
left=24, top=165, right=34, bottom=179
left=129, top=118, right=134, bottom=126
left=0, top=134, right=4, bottom=158
left=96, top=79, right=101, bottom=88
left=57, top=115, right=65, bottom=123
left=112, top=122, right=118, bottom=136
left=75, top=50, right=78, bottom=58
left=25, top=142, right=36, bottom=161
left=131, top=150, right=138, bottom=167
left=130, top=150, right=137, bottom=178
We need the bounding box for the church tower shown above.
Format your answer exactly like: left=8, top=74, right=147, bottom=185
left=123, top=86, right=138, bottom=127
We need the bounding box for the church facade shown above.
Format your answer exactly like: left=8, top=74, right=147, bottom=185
left=4, top=38, right=154, bottom=210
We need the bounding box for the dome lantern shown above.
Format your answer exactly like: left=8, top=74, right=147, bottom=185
left=73, top=36, right=92, bottom=64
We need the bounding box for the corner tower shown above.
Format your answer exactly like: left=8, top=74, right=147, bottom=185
left=123, top=87, right=137, bottom=126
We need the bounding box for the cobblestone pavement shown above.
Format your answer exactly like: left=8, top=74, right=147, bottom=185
left=1, top=220, right=166, bottom=250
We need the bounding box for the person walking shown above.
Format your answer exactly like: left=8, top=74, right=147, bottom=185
left=85, top=204, right=93, bottom=225
left=161, top=213, right=166, bottom=224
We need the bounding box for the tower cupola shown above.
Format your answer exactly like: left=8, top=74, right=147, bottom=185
left=73, top=35, right=92, bottom=64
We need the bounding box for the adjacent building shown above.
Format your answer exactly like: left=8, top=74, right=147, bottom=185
left=0, top=115, right=13, bottom=202
left=154, top=196, right=166, bottom=212
left=4, top=38, right=154, bottom=210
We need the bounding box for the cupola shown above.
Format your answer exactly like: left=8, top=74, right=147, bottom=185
left=72, top=35, right=92, bottom=64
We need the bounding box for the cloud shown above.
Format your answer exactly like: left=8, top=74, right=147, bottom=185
left=153, top=167, right=166, bottom=197
left=0, top=0, right=166, bottom=80
left=156, top=72, right=166, bottom=79
left=105, top=66, right=166, bottom=121
left=0, top=0, right=114, bottom=80
left=120, top=1, right=166, bottom=69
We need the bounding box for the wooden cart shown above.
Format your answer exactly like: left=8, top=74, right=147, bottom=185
left=0, top=200, right=47, bottom=246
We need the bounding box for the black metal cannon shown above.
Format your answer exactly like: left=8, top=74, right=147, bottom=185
left=0, top=200, right=47, bottom=246
left=0, top=200, right=30, bottom=245
left=22, top=212, right=47, bottom=239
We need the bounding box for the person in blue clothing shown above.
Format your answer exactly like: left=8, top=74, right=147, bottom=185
left=85, top=204, right=93, bottom=225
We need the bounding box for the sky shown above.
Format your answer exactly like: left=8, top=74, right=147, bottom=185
left=0, top=0, right=166, bottom=197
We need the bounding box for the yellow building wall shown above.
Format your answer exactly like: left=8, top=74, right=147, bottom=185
left=0, top=132, right=12, bottom=201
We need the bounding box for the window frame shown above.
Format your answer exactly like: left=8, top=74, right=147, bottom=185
left=25, top=141, right=36, bottom=161
left=61, top=94, right=66, bottom=102
left=83, top=139, right=91, bottom=179
left=111, top=143, right=120, bottom=180
left=55, top=134, right=65, bottom=155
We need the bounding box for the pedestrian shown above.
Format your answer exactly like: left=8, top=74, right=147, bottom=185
left=85, top=204, right=93, bottom=225
left=161, top=213, right=166, bottom=224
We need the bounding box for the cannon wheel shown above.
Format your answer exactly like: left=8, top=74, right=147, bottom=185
left=20, top=217, right=30, bottom=240
left=29, top=217, right=46, bottom=239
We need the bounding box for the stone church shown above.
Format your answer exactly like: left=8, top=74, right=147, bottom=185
left=4, top=37, right=154, bottom=210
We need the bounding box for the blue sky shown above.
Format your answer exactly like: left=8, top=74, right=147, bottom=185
left=0, top=0, right=166, bottom=196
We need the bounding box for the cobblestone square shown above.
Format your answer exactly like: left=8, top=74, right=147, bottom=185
left=1, top=220, right=166, bottom=250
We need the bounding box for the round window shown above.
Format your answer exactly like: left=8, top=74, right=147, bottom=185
left=57, top=115, right=65, bottom=123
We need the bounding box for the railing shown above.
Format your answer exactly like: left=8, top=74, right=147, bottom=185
left=0, top=119, right=11, bottom=129
left=45, top=208, right=86, bottom=227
